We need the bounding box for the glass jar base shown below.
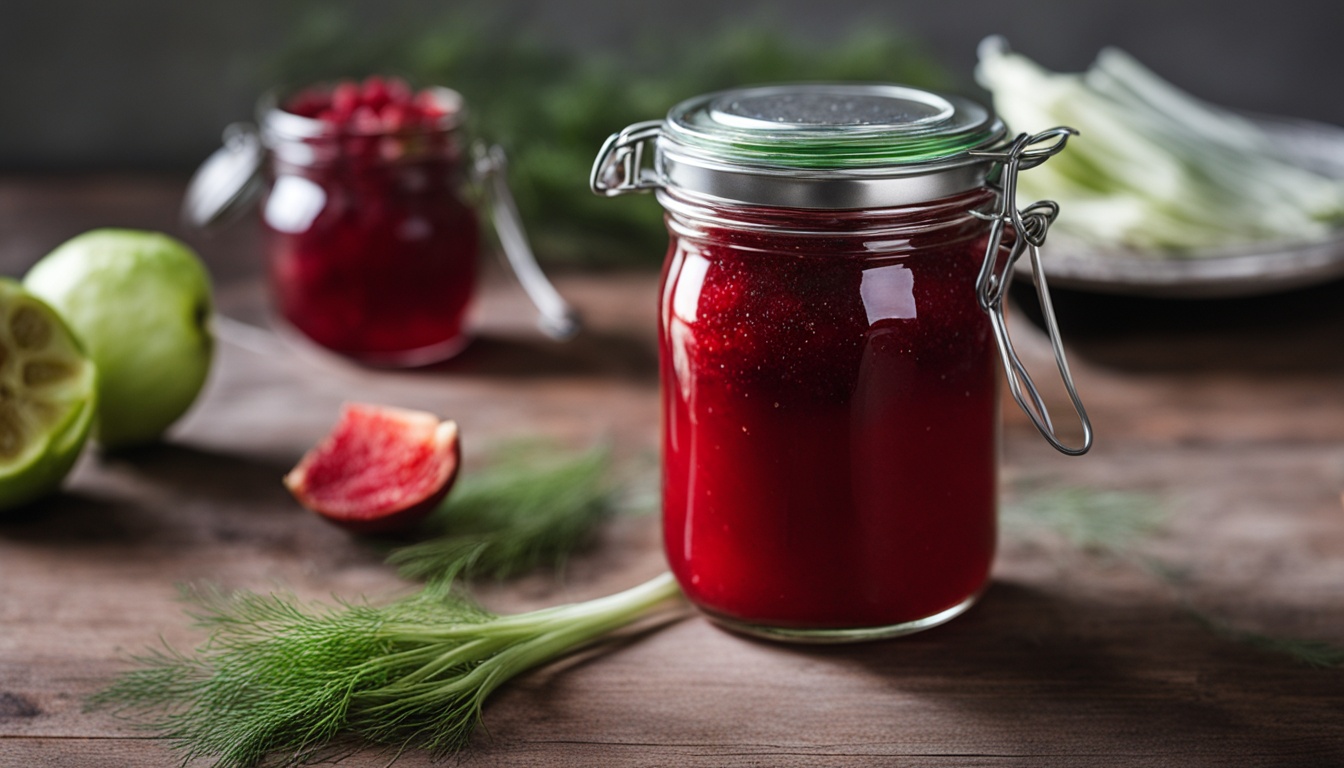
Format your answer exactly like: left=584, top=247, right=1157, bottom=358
left=340, top=333, right=473, bottom=368
left=700, top=589, right=983, bottom=644
left=270, top=316, right=473, bottom=368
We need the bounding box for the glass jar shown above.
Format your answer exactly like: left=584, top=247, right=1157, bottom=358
left=593, top=84, right=1092, bottom=642
left=185, top=84, right=578, bottom=366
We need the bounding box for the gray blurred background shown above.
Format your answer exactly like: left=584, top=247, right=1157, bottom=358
left=3, top=0, right=1341, bottom=173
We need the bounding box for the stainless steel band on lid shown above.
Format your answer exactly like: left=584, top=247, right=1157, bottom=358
left=653, top=149, right=992, bottom=209
left=592, top=83, right=1008, bottom=209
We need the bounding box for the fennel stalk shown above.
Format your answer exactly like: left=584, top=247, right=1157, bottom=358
left=93, top=573, right=682, bottom=768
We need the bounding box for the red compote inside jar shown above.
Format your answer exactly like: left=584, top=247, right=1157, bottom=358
left=593, top=84, right=1091, bottom=642
left=660, top=190, right=1001, bottom=632
left=262, top=78, right=479, bottom=364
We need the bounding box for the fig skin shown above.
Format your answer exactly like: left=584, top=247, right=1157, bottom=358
left=284, top=404, right=461, bottom=535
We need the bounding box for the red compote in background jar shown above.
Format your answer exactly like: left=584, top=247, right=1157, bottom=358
left=185, top=77, right=578, bottom=366
left=593, top=84, right=1092, bottom=642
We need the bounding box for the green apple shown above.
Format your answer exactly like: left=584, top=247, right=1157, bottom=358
left=0, top=278, right=97, bottom=511
left=24, top=229, right=214, bottom=449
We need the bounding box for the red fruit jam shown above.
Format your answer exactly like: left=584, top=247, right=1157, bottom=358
left=659, top=189, right=1001, bottom=636
left=260, top=78, right=479, bottom=364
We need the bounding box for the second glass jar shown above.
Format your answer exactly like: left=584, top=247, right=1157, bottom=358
left=186, top=79, right=579, bottom=366
left=260, top=87, right=480, bottom=364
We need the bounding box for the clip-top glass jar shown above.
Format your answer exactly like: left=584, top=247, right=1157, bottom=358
left=185, top=80, right=579, bottom=366
left=593, top=84, right=1092, bottom=642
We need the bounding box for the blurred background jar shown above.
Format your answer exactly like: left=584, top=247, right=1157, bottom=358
left=185, top=77, right=578, bottom=366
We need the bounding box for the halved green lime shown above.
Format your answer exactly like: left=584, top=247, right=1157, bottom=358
left=0, top=279, right=97, bottom=511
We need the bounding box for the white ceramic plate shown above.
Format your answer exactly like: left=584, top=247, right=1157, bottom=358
left=1022, top=115, right=1344, bottom=298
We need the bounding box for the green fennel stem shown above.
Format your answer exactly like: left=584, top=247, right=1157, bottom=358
left=93, top=572, right=684, bottom=768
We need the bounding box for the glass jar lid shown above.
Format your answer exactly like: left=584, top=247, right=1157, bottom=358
left=592, top=83, right=1008, bottom=209
left=665, top=84, right=1004, bottom=169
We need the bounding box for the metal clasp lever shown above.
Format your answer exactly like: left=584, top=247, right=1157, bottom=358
left=590, top=120, right=663, bottom=196
left=970, top=127, right=1093, bottom=456
left=475, top=144, right=582, bottom=341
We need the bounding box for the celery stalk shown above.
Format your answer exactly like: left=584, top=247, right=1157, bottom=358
left=976, top=37, right=1344, bottom=254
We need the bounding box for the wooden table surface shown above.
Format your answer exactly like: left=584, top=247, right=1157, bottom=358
left=2, top=177, right=1343, bottom=767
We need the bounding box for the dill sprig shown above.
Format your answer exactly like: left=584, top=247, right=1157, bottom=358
left=1005, top=487, right=1344, bottom=670
left=388, top=443, right=620, bottom=584
left=93, top=443, right=681, bottom=766
left=92, top=573, right=682, bottom=768
left=1003, top=486, right=1166, bottom=554
left=1225, top=629, right=1344, bottom=669
left=1190, top=611, right=1344, bottom=669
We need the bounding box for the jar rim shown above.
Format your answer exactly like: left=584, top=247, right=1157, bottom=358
left=258, top=84, right=467, bottom=146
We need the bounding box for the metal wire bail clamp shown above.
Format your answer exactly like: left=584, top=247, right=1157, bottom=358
left=473, top=142, right=582, bottom=341
left=970, top=127, right=1094, bottom=456
left=590, top=120, right=663, bottom=196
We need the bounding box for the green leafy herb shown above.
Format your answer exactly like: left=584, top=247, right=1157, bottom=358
left=389, top=443, right=620, bottom=583
left=1191, top=612, right=1344, bottom=669
left=1006, top=487, right=1343, bottom=669
left=92, top=573, right=683, bottom=768
left=94, top=444, right=678, bottom=766
left=1003, top=486, right=1165, bottom=554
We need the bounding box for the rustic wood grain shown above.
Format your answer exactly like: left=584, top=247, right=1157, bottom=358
left=1, top=177, right=1342, bottom=767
